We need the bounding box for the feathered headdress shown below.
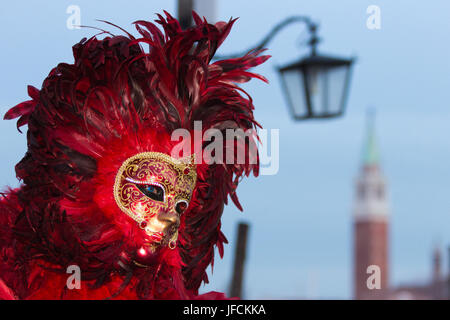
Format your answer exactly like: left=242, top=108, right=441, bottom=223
left=1, top=11, right=269, bottom=299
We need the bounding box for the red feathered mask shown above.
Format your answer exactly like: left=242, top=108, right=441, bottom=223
left=0, top=11, right=269, bottom=300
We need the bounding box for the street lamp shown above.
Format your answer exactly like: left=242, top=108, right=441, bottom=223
left=279, top=53, right=354, bottom=120
left=216, top=16, right=355, bottom=121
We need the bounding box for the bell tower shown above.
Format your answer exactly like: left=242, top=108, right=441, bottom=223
left=353, top=111, right=389, bottom=299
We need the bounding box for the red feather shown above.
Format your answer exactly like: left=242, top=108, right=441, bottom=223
left=0, top=11, right=269, bottom=300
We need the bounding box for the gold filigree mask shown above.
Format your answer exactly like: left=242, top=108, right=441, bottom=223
left=113, top=152, right=196, bottom=249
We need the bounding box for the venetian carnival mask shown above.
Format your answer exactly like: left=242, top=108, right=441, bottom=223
left=113, top=152, right=196, bottom=251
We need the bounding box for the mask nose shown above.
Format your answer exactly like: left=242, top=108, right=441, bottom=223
left=157, top=211, right=179, bottom=232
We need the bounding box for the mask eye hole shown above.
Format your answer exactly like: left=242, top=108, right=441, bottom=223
left=137, top=184, right=165, bottom=202
left=175, top=200, right=189, bottom=215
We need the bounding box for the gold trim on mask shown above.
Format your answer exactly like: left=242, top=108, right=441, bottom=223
left=113, top=152, right=197, bottom=229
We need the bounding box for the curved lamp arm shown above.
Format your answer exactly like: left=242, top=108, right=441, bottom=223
left=214, top=15, right=319, bottom=60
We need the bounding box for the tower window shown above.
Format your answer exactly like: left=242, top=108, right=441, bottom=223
left=358, top=185, right=365, bottom=199
left=377, top=186, right=384, bottom=199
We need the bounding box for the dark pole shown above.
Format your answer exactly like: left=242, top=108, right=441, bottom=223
left=177, top=0, right=193, bottom=30
left=229, top=222, right=249, bottom=299
left=448, top=246, right=450, bottom=299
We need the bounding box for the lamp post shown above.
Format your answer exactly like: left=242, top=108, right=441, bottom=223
left=447, top=246, right=450, bottom=300
left=178, top=0, right=217, bottom=29
left=177, top=0, right=194, bottom=29
left=229, top=222, right=249, bottom=299
left=216, top=16, right=355, bottom=120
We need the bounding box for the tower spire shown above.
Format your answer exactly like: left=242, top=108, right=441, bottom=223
left=362, top=109, right=379, bottom=167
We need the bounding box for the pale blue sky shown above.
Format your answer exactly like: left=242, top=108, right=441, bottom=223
left=1, top=1, right=449, bottom=299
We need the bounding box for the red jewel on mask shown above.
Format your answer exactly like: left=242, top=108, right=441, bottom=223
left=183, top=167, right=190, bottom=175
left=134, top=245, right=158, bottom=266
left=138, top=247, right=147, bottom=257
left=140, top=221, right=148, bottom=229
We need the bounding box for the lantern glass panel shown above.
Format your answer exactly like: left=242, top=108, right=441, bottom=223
left=305, top=66, right=327, bottom=115
left=305, top=64, right=349, bottom=116
left=325, top=64, right=349, bottom=115
left=280, top=68, right=308, bottom=118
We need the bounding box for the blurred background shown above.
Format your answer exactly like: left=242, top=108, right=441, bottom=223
left=0, top=0, right=449, bottom=299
